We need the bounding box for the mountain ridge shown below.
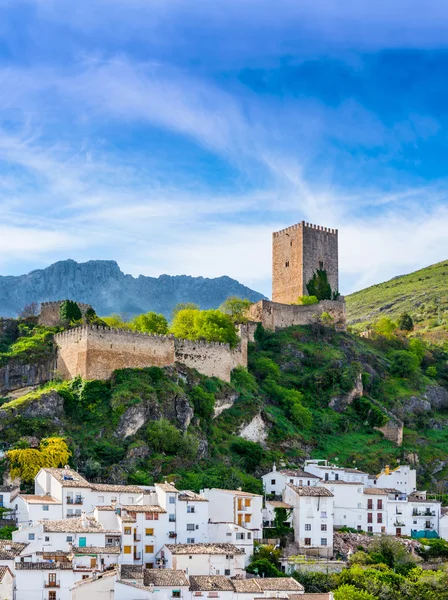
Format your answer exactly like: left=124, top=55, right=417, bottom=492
left=0, top=259, right=266, bottom=318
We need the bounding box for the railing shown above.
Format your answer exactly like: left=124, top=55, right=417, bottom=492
left=169, top=532, right=177, bottom=539
left=16, top=563, right=73, bottom=570
left=413, top=511, right=436, bottom=517
left=394, top=522, right=405, bottom=527
left=66, top=497, right=83, bottom=505
left=45, top=582, right=60, bottom=588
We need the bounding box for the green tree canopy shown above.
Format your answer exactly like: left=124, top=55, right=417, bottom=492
left=219, top=296, right=253, bottom=323
left=131, top=312, right=169, bottom=335
left=306, top=269, right=332, bottom=300
left=398, top=313, right=414, bottom=331
left=171, top=302, right=200, bottom=319
left=296, top=295, right=319, bottom=305
left=389, top=350, right=420, bottom=377
left=59, top=300, right=82, bottom=324
left=373, top=317, right=398, bottom=339
left=170, top=309, right=239, bottom=347
left=334, top=585, right=376, bottom=600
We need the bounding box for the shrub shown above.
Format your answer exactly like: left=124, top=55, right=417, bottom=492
left=352, top=397, right=388, bottom=428
left=373, top=317, right=398, bottom=339
left=251, top=357, right=280, bottom=381
left=230, top=439, right=263, bottom=472
left=246, top=558, right=284, bottom=577
left=219, top=296, right=253, bottom=323
left=130, top=312, right=169, bottom=335
left=398, top=313, right=414, bottom=331
left=334, top=585, right=376, bottom=600
left=426, top=365, right=437, bottom=378
left=170, top=309, right=239, bottom=347
left=389, top=350, right=420, bottom=377
left=306, top=269, right=332, bottom=300
left=321, top=311, right=335, bottom=327
left=296, top=295, right=319, bottom=305
left=189, top=386, right=215, bottom=421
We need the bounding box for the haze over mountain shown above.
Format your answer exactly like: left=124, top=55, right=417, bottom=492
left=0, top=259, right=266, bottom=319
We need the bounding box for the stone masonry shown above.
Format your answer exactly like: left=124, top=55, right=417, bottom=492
left=38, top=301, right=93, bottom=327
left=248, top=298, right=346, bottom=331
left=272, top=221, right=339, bottom=304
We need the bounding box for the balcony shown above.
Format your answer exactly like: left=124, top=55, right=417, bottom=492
left=134, top=534, right=141, bottom=542
left=412, top=510, right=436, bottom=517
left=157, top=557, right=168, bottom=566
left=169, top=532, right=177, bottom=539
left=44, top=582, right=60, bottom=588
left=66, top=497, right=83, bottom=505
left=134, top=552, right=141, bottom=560
left=394, top=521, right=405, bottom=527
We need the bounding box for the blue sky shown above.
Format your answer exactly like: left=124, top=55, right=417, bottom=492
left=1, top=0, right=448, bottom=297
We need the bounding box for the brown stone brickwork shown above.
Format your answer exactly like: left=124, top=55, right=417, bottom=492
left=272, top=221, right=338, bottom=304
left=248, top=299, right=346, bottom=331
left=38, top=301, right=93, bottom=327
left=55, top=326, right=248, bottom=383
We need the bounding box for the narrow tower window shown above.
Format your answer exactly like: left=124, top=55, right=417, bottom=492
left=319, top=260, right=324, bottom=270
left=285, top=261, right=289, bottom=268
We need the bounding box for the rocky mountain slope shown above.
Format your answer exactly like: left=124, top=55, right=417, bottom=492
left=2, top=319, right=448, bottom=493
left=346, top=260, right=448, bottom=339
left=0, top=259, right=265, bottom=318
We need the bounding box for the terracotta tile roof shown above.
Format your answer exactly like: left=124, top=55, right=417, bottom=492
left=323, top=481, right=364, bottom=485
left=42, top=468, right=91, bottom=488
left=280, top=469, right=321, bottom=479
left=120, top=515, right=137, bottom=523
left=122, top=505, right=166, bottom=513
left=42, top=517, right=116, bottom=533
left=408, top=495, right=441, bottom=504
left=266, top=501, right=293, bottom=509
left=298, top=594, right=333, bottom=599
left=363, top=488, right=401, bottom=495
left=91, top=483, right=150, bottom=494
left=95, top=505, right=115, bottom=511
left=156, top=482, right=178, bottom=493
left=120, top=564, right=144, bottom=580
left=0, top=566, right=12, bottom=582
left=189, top=576, right=234, bottom=592
left=0, top=540, right=28, bottom=559
left=178, top=490, right=208, bottom=502
left=72, top=569, right=117, bottom=587
left=144, top=569, right=189, bottom=587
left=287, top=484, right=334, bottom=497
left=19, top=494, right=61, bottom=504
left=207, top=488, right=262, bottom=497
left=0, top=485, right=19, bottom=494
left=72, top=546, right=120, bottom=555
left=256, top=578, right=304, bottom=592
left=165, top=543, right=245, bottom=555
left=231, top=579, right=262, bottom=593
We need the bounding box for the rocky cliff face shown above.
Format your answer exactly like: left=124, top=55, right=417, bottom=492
left=0, top=260, right=265, bottom=318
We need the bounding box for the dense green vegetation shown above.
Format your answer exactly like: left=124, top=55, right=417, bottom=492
left=346, top=260, right=448, bottom=341
left=2, top=317, right=448, bottom=492
left=0, top=321, right=57, bottom=368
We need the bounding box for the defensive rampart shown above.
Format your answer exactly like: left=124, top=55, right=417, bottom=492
left=55, top=326, right=248, bottom=383
left=39, top=301, right=92, bottom=327
left=247, top=298, right=346, bottom=331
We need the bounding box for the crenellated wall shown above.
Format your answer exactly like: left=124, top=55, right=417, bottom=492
left=247, top=298, right=346, bottom=331
left=55, top=326, right=249, bottom=382
left=38, top=301, right=93, bottom=327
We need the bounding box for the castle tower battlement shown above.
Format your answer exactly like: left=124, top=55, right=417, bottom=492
left=272, top=220, right=339, bottom=304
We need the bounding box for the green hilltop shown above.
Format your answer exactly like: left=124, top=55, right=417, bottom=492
left=346, top=259, right=448, bottom=340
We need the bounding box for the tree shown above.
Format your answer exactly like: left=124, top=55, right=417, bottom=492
left=296, top=295, right=319, bottom=305
left=389, top=350, right=420, bottom=377
left=219, top=297, right=253, bottom=323
left=230, top=439, right=264, bottom=473
left=321, top=311, right=335, bottom=327
left=131, top=312, right=169, bottom=335
left=334, top=585, right=376, bottom=600
left=19, top=302, right=39, bottom=318
left=170, top=309, right=239, bottom=347
left=59, top=300, right=82, bottom=324
left=373, top=317, right=398, bottom=339
left=7, top=437, right=71, bottom=482
left=102, top=313, right=130, bottom=329
left=398, top=313, right=414, bottom=331
left=306, top=269, right=332, bottom=301
left=189, top=386, right=215, bottom=421
left=171, top=303, right=200, bottom=319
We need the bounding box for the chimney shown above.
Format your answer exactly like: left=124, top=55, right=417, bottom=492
left=385, top=465, right=390, bottom=475
left=272, top=463, right=277, bottom=472
left=81, top=511, right=88, bottom=528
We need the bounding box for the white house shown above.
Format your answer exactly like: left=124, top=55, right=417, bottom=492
left=363, top=488, right=391, bottom=535
left=201, top=489, right=263, bottom=539
left=0, top=540, right=29, bottom=572
left=156, top=543, right=246, bottom=577
left=230, top=576, right=305, bottom=598
left=321, top=481, right=365, bottom=531
left=208, top=522, right=254, bottom=564
left=189, top=575, right=234, bottom=600
left=262, top=465, right=320, bottom=497
left=372, top=465, right=417, bottom=495
left=70, top=569, right=116, bottom=600
left=304, top=460, right=370, bottom=485
left=0, top=485, right=19, bottom=520
left=262, top=500, right=293, bottom=529
left=0, top=566, right=14, bottom=600
left=283, top=485, right=334, bottom=558
left=407, top=493, right=441, bottom=538
left=16, top=494, right=63, bottom=526
left=439, top=508, right=448, bottom=541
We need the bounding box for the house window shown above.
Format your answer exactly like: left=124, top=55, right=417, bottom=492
left=28, top=533, right=35, bottom=540
left=146, top=563, right=154, bottom=568
left=325, top=473, right=329, bottom=481
left=367, top=499, right=373, bottom=510
left=377, top=513, right=382, bottom=524
left=187, top=538, right=195, bottom=543
left=307, top=480, right=311, bottom=486
left=173, top=593, right=181, bottom=599
left=225, top=555, right=234, bottom=560
left=124, top=527, right=132, bottom=535
left=304, top=538, right=311, bottom=546
left=299, top=480, right=303, bottom=486
left=290, top=479, right=294, bottom=484
left=271, top=479, right=276, bottom=485
left=321, top=512, right=327, bottom=518
left=321, top=538, right=327, bottom=546
left=45, top=536, right=50, bottom=542
left=247, top=533, right=251, bottom=539
left=357, top=503, right=362, bottom=508
left=145, top=512, right=159, bottom=520
left=377, top=500, right=383, bottom=510
left=367, top=513, right=373, bottom=524
left=128, top=497, right=135, bottom=504
left=236, top=533, right=245, bottom=540
left=335, top=474, right=339, bottom=481
left=169, top=496, right=176, bottom=504
left=244, top=514, right=251, bottom=523
left=319, top=261, right=324, bottom=269
left=146, top=528, right=154, bottom=536
left=98, top=496, right=105, bottom=503
left=225, top=569, right=231, bottom=576
left=123, top=546, right=132, bottom=554
left=245, top=499, right=251, bottom=507
left=49, top=592, right=56, bottom=600
left=368, top=526, right=373, bottom=533
left=48, top=573, right=57, bottom=585
left=285, top=261, right=290, bottom=267
left=169, top=514, right=176, bottom=522
left=66, top=536, right=73, bottom=542
left=145, top=545, right=154, bottom=554
left=321, top=524, right=327, bottom=531
left=187, top=524, right=195, bottom=531
left=305, top=524, right=311, bottom=531
left=43, top=505, right=49, bottom=511
left=111, top=497, right=117, bottom=503
left=187, top=506, right=195, bottom=513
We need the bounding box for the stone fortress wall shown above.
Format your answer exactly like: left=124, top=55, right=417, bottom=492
left=248, top=298, right=346, bottom=331
left=38, top=300, right=92, bottom=327
left=272, top=221, right=338, bottom=304
left=55, top=324, right=250, bottom=383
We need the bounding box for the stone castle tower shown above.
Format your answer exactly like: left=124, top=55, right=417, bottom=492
left=272, top=221, right=338, bottom=304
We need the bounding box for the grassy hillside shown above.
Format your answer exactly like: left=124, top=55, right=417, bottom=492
left=346, top=260, right=448, bottom=341
left=2, top=321, right=448, bottom=494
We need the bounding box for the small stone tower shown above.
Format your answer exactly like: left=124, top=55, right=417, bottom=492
left=272, top=221, right=338, bottom=304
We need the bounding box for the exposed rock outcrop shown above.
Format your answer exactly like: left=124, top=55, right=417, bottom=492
left=0, top=358, right=56, bottom=396
left=0, top=390, right=65, bottom=431
left=329, top=373, right=363, bottom=412
left=239, top=413, right=269, bottom=446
